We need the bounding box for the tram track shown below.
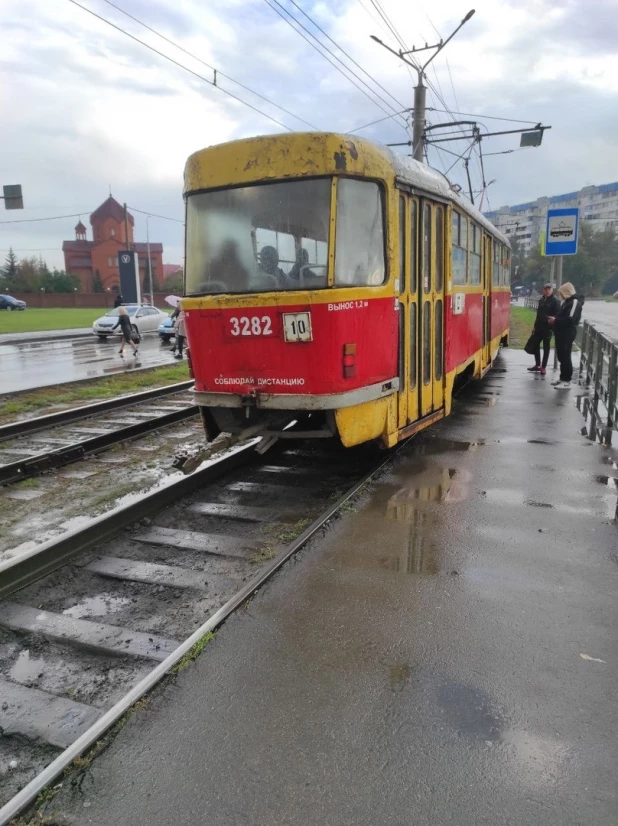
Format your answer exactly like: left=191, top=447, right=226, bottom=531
left=0, top=438, right=396, bottom=823
left=0, top=382, right=196, bottom=486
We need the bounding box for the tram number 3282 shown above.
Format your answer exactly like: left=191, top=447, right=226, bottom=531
left=228, top=312, right=313, bottom=342
left=229, top=316, right=273, bottom=336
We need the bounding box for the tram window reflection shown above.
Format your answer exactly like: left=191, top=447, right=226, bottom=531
left=186, top=178, right=331, bottom=294
left=335, top=179, right=386, bottom=286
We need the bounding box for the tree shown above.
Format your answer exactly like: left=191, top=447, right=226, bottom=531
left=562, top=222, right=617, bottom=296
left=518, top=220, right=618, bottom=296
left=92, top=270, right=104, bottom=293
left=43, top=269, right=81, bottom=293
left=1, top=248, right=18, bottom=289
left=16, top=257, right=42, bottom=292
left=165, top=269, right=183, bottom=293
left=602, top=273, right=618, bottom=296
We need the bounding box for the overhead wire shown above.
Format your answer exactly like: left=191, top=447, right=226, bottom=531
left=128, top=206, right=184, bottom=223
left=429, top=107, right=540, bottom=125
left=0, top=206, right=182, bottom=225
left=263, top=0, right=408, bottom=127
left=99, top=0, right=319, bottom=131
left=0, top=212, right=86, bottom=224
left=67, top=0, right=297, bottom=132
left=285, top=0, right=407, bottom=112
left=369, top=0, right=406, bottom=50
left=347, top=109, right=411, bottom=134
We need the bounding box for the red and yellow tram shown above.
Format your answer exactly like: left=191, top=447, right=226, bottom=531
left=181, top=132, right=510, bottom=449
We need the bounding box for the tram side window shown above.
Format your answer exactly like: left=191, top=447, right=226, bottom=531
left=422, top=204, right=431, bottom=293
left=451, top=211, right=467, bottom=285
left=503, top=249, right=511, bottom=286
left=492, top=241, right=500, bottom=287
left=335, top=179, right=386, bottom=286
left=435, top=206, right=444, bottom=292
left=469, top=224, right=481, bottom=285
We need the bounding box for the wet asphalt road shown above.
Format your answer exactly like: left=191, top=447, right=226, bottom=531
left=582, top=300, right=618, bottom=340
left=46, top=349, right=617, bottom=826
left=0, top=334, right=179, bottom=393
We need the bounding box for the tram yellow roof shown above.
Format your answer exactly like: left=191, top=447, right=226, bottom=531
left=184, top=132, right=509, bottom=246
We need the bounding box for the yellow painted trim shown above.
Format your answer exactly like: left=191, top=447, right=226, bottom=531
left=185, top=134, right=402, bottom=195
left=181, top=283, right=393, bottom=311
left=335, top=397, right=390, bottom=447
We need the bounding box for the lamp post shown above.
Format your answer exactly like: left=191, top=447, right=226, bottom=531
left=146, top=214, right=154, bottom=306
left=371, top=10, right=475, bottom=163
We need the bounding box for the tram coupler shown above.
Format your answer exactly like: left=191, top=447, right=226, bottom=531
left=174, top=421, right=268, bottom=474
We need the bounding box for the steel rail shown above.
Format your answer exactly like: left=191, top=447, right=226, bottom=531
left=0, top=405, right=199, bottom=486
left=0, top=442, right=258, bottom=597
left=0, top=442, right=404, bottom=825
left=0, top=380, right=194, bottom=442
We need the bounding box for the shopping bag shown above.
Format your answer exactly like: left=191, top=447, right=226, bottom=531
left=524, top=331, right=539, bottom=355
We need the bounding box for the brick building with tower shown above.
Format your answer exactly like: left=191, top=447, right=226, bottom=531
left=62, top=197, right=164, bottom=293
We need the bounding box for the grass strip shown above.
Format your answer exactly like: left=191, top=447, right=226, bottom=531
left=509, top=306, right=536, bottom=349
left=0, top=307, right=169, bottom=334
left=0, top=362, right=189, bottom=422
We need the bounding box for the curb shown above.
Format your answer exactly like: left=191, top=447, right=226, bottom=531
left=0, top=330, right=92, bottom=346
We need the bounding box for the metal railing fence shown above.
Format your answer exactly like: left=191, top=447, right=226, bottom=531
left=578, top=321, right=618, bottom=445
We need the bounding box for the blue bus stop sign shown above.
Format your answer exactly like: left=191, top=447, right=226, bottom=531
left=545, top=207, right=579, bottom=256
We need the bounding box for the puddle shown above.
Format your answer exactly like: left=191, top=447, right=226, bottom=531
left=436, top=679, right=504, bottom=742
left=386, top=465, right=473, bottom=518
left=415, top=437, right=485, bottom=454
left=63, top=594, right=131, bottom=619
left=375, top=534, right=440, bottom=575
left=9, top=650, right=47, bottom=684
left=389, top=663, right=411, bottom=691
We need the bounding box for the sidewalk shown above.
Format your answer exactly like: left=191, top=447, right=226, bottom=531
left=0, top=328, right=91, bottom=346
left=47, top=349, right=618, bottom=826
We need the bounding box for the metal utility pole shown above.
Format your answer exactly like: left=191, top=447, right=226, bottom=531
left=371, top=10, right=475, bottom=163
left=123, top=202, right=131, bottom=250
left=146, top=214, right=154, bottom=306
left=411, top=82, right=427, bottom=162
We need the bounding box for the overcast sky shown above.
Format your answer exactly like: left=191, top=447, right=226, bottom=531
left=1, top=0, right=617, bottom=270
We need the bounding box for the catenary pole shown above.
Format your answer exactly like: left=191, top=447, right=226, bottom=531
left=371, top=10, right=475, bottom=165
left=412, top=75, right=426, bottom=162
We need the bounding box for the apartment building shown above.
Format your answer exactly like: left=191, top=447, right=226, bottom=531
left=484, top=181, right=618, bottom=253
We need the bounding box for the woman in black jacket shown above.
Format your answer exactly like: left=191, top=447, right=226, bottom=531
left=548, top=282, right=584, bottom=388
left=112, top=306, right=138, bottom=357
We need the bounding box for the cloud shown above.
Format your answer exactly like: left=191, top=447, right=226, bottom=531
left=0, top=0, right=616, bottom=269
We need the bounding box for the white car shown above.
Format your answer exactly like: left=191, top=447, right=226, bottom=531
left=92, top=304, right=170, bottom=339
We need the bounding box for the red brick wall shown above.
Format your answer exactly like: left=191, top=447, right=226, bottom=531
left=8, top=292, right=174, bottom=308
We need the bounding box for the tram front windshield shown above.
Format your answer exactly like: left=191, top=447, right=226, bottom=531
left=185, top=177, right=385, bottom=295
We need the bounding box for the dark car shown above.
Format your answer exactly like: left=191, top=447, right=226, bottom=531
left=0, top=294, right=26, bottom=311
left=157, top=316, right=176, bottom=342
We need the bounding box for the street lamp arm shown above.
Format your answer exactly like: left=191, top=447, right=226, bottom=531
left=369, top=35, right=420, bottom=73
left=422, top=9, right=475, bottom=71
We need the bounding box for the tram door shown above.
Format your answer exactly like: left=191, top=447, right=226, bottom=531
left=481, top=234, right=492, bottom=369
left=397, top=194, right=417, bottom=428
left=418, top=201, right=445, bottom=418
